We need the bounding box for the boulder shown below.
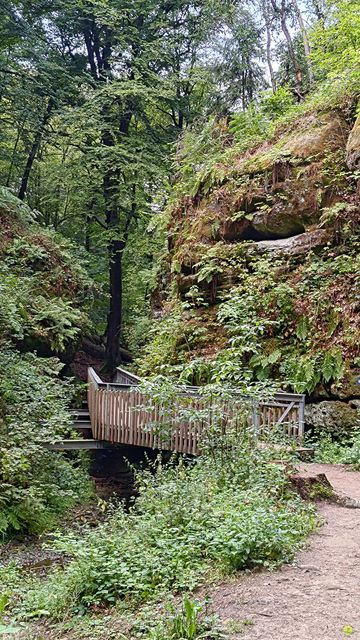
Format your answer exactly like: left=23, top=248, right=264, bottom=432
left=350, top=399, right=360, bottom=410
left=251, top=210, right=305, bottom=238
left=278, top=113, right=348, bottom=159
left=305, top=401, right=359, bottom=436
left=346, top=115, right=360, bottom=170
left=331, top=371, right=360, bottom=400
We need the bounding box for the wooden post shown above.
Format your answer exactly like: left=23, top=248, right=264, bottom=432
left=252, top=400, right=260, bottom=437
left=298, top=396, right=305, bottom=442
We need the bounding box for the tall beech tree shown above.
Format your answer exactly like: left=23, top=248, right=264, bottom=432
left=48, top=0, right=232, bottom=371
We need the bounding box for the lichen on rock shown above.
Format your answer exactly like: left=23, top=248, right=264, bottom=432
left=305, top=401, right=359, bottom=436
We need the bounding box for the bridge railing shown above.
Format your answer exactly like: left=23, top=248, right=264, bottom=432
left=87, top=368, right=305, bottom=454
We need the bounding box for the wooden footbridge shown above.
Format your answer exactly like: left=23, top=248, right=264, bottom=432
left=45, top=367, right=305, bottom=454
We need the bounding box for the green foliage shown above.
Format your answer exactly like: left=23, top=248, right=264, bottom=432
left=148, top=598, right=221, bottom=640
left=230, top=86, right=296, bottom=147
left=139, top=303, right=186, bottom=374
left=0, top=190, right=93, bottom=352
left=171, top=118, right=230, bottom=202
left=17, top=440, right=315, bottom=618
left=150, top=219, right=359, bottom=392
left=311, top=0, right=360, bottom=77
left=0, top=350, right=93, bottom=536
left=0, top=191, right=94, bottom=536
left=312, top=430, right=360, bottom=469
left=0, top=188, right=34, bottom=224
left=230, top=104, right=273, bottom=147
left=260, top=86, right=296, bottom=119
left=321, top=349, right=344, bottom=384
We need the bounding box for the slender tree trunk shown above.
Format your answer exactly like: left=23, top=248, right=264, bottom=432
left=6, top=121, right=24, bottom=187
left=106, top=236, right=124, bottom=373
left=291, top=0, right=314, bottom=84
left=270, top=0, right=303, bottom=99
left=80, top=16, right=134, bottom=373
left=85, top=213, right=91, bottom=252
left=18, top=97, right=54, bottom=201
left=266, top=23, right=276, bottom=92
left=103, top=114, right=132, bottom=373
left=103, top=157, right=121, bottom=373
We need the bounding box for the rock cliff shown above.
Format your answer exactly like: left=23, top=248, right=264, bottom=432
left=143, top=103, right=360, bottom=434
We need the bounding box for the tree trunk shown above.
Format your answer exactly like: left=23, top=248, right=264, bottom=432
left=105, top=237, right=124, bottom=372
left=270, top=0, right=303, bottom=99
left=103, top=111, right=132, bottom=373
left=103, top=150, right=121, bottom=373
left=18, top=97, right=54, bottom=201
left=80, top=16, right=133, bottom=373
left=266, top=23, right=276, bottom=92
left=6, top=121, right=24, bottom=187
left=291, top=0, right=314, bottom=84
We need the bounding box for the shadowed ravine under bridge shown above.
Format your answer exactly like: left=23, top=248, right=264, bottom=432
left=46, top=367, right=306, bottom=455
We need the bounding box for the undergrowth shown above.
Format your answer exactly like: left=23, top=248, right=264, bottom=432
left=2, top=435, right=315, bottom=622
left=0, top=190, right=95, bottom=537
left=311, top=430, right=360, bottom=468
left=0, top=350, right=93, bottom=537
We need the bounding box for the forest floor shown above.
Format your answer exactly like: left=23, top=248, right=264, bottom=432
left=3, top=463, right=360, bottom=640
left=209, top=463, right=360, bottom=640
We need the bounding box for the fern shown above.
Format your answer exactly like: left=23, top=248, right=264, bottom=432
left=295, top=317, right=309, bottom=341
left=321, top=349, right=344, bottom=383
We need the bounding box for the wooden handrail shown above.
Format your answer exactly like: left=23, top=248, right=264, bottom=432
left=87, top=366, right=305, bottom=452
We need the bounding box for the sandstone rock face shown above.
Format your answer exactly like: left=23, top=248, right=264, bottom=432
left=254, top=228, right=330, bottom=256
left=276, top=113, right=348, bottom=159
left=346, top=115, right=360, bottom=170
left=305, top=401, right=359, bottom=436
left=251, top=209, right=305, bottom=238
left=235, top=113, right=349, bottom=174
left=175, top=112, right=351, bottom=252
left=156, top=108, right=359, bottom=401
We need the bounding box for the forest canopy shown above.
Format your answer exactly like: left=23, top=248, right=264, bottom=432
left=2, top=0, right=358, bottom=371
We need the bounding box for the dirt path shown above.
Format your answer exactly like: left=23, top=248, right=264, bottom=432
left=210, top=463, right=360, bottom=640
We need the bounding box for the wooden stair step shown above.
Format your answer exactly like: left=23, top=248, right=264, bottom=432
left=71, top=423, right=92, bottom=432
left=43, top=440, right=110, bottom=450
left=70, top=410, right=90, bottom=419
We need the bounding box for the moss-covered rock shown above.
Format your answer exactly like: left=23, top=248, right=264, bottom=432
left=346, top=115, right=360, bottom=170
left=254, top=229, right=331, bottom=256
left=305, top=401, right=359, bottom=436
left=143, top=104, right=360, bottom=403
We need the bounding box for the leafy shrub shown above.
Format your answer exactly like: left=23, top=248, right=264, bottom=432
left=310, top=0, right=360, bottom=77
left=312, top=430, right=360, bottom=469
left=19, top=440, right=315, bottom=618
left=0, top=187, right=34, bottom=224
left=230, top=86, right=296, bottom=147
left=0, top=350, right=93, bottom=536
left=146, top=597, right=221, bottom=640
